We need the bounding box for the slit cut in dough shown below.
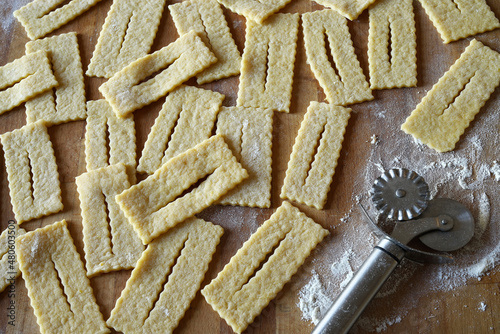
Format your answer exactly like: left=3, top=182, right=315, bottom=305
left=99, top=30, right=217, bottom=117
left=281, top=102, right=351, bottom=210
left=303, top=9, right=373, bottom=106
left=76, top=163, right=144, bottom=277
left=138, top=85, right=224, bottom=174
left=87, top=0, right=168, bottom=78
left=401, top=39, right=500, bottom=152
left=25, top=32, right=86, bottom=125
left=16, top=220, right=109, bottom=334
left=1, top=121, right=63, bottom=223
left=116, top=135, right=248, bottom=244
left=107, top=218, right=223, bottom=334
left=202, top=201, right=329, bottom=334
left=236, top=13, right=299, bottom=113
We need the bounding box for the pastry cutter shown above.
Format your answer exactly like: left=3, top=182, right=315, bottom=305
left=312, top=168, right=475, bottom=334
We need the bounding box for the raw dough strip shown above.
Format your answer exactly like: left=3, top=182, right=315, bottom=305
left=418, top=0, right=500, bottom=43
left=137, top=85, right=224, bottom=174
left=87, top=0, right=167, bottom=78
left=85, top=99, right=136, bottom=172
left=0, top=224, right=25, bottom=293
left=116, top=135, right=248, bottom=244
left=216, top=106, right=273, bottom=208
left=215, top=0, right=294, bottom=24
left=236, top=13, right=299, bottom=113
left=107, top=218, right=223, bottom=334
left=1, top=121, right=63, bottom=224
left=0, top=51, right=58, bottom=116
left=75, top=163, right=144, bottom=277
left=25, top=32, right=86, bottom=125
left=15, top=220, right=110, bottom=334
left=202, top=201, right=329, bottom=334
left=303, top=10, right=373, bottom=106
left=13, top=0, right=104, bottom=40
left=99, top=31, right=217, bottom=117
left=402, top=40, right=500, bottom=152
left=368, top=0, right=417, bottom=89
left=313, top=0, right=377, bottom=20
left=280, top=102, right=351, bottom=210
left=170, top=0, right=241, bottom=84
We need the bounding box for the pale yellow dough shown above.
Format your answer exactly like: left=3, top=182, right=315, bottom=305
left=107, top=218, right=223, bottom=334
left=215, top=0, right=295, bottom=23
left=202, top=201, right=329, bottom=334
left=401, top=39, right=500, bottom=152
left=116, top=135, right=248, bottom=244
left=281, top=102, right=351, bottom=209
left=314, top=0, right=377, bottom=20
left=0, top=224, right=25, bottom=293
left=16, top=220, right=109, bottom=334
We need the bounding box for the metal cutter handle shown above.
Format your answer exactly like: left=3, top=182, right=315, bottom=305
left=311, top=237, right=405, bottom=334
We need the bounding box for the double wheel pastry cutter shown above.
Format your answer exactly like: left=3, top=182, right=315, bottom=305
left=312, top=168, right=475, bottom=334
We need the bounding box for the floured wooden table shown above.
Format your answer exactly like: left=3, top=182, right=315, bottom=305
left=0, top=0, right=499, bottom=333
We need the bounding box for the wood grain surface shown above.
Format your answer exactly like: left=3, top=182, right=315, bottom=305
left=0, top=0, right=499, bottom=333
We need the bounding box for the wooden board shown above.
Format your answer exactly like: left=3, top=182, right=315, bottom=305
left=0, top=0, right=499, bottom=333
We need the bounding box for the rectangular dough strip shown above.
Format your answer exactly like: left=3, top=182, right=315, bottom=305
left=215, top=0, right=294, bottom=24
left=116, top=135, right=248, bottom=244
left=418, top=0, right=500, bottom=43
left=87, top=0, right=168, bottom=78
left=170, top=0, right=241, bottom=84
left=25, top=32, right=86, bottom=125
left=236, top=13, right=299, bottom=113
left=401, top=39, right=500, bottom=152
left=313, top=0, right=377, bottom=20
left=368, top=0, right=417, bottom=89
left=281, top=102, right=351, bottom=209
left=303, top=10, right=373, bottom=106
left=1, top=121, right=63, bottom=223
left=85, top=99, right=136, bottom=172
left=16, top=220, right=110, bottom=334
left=0, top=224, right=25, bottom=293
left=202, top=201, right=329, bottom=334
left=216, top=106, right=273, bottom=208
left=99, top=30, right=217, bottom=117
left=107, top=218, right=223, bottom=334
left=137, top=85, right=224, bottom=174
left=0, top=51, right=57, bottom=116
left=13, top=0, right=104, bottom=40
left=76, top=163, right=144, bottom=277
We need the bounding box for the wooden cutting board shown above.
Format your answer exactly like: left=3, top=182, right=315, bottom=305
left=0, top=0, right=499, bottom=333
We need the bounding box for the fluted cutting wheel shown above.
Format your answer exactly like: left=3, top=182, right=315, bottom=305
left=372, top=168, right=430, bottom=221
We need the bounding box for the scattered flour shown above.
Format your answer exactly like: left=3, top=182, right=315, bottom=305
left=478, top=302, right=487, bottom=312
left=298, top=271, right=333, bottom=325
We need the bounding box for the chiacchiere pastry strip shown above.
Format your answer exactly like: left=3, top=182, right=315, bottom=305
left=281, top=102, right=351, bottom=210
left=0, top=121, right=63, bottom=224
left=107, top=218, right=223, bottom=334
left=170, top=0, right=241, bottom=84
left=401, top=39, right=500, bottom=153
left=0, top=224, right=25, bottom=293
left=418, top=0, right=500, bottom=43
left=215, top=0, right=294, bottom=24
left=202, top=201, right=329, bottom=334
left=0, top=51, right=57, bottom=116
left=216, top=106, right=273, bottom=208
left=368, top=0, right=417, bottom=89
left=15, top=220, right=110, bottom=334
left=313, top=0, right=377, bottom=20
left=116, top=135, right=248, bottom=244
left=76, top=164, right=144, bottom=277
left=87, top=0, right=168, bottom=78
left=13, top=0, right=104, bottom=40
left=85, top=100, right=136, bottom=171
left=137, top=85, right=224, bottom=174
left=302, top=10, right=373, bottom=106
left=25, top=32, right=87, bottom=125
left=236, top=13, right=299, bottom=113
left=99, top=30, right=217, bottom=117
